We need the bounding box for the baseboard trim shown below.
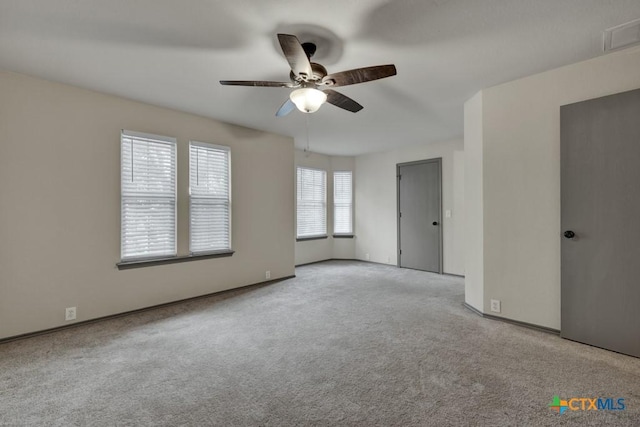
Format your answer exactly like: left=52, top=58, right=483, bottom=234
left=295, top=258, right=396, bottom=268
left=296, top=258, right=465, bottom=277
left=463, top=302, right=484, bottom=317
left=0, top=275, right=296, bottom=345
left=294, top=259, right=339, bottom=267
left=463, top=303, right=560, bottom=335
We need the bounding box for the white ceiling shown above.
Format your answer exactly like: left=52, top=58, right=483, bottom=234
left=2, top=0, right=640, bottom=156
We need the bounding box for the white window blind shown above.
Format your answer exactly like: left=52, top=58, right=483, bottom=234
left=334, top=171, right=353, bottom=234
left=121, top=130, right=177, bottom=260
left=190, top=142, right=231, bottom=253
left=297, top=167, right=327, bottom=238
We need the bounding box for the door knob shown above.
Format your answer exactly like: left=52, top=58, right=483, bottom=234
left=563, top=230, right=575, bottom=239
left=432, top=221, right=439, bottom=226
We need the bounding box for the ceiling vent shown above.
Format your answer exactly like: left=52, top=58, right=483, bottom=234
left=604, top=18, right=640, bottom=52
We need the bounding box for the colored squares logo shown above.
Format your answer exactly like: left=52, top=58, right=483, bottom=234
left=549, top=396, right=569, bottom=414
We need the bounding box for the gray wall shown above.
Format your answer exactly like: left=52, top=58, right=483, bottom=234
left=0, top=71, right=295, bottom=339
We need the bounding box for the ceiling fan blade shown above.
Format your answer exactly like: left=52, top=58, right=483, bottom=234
left=219, top=80, right=292, bottom=87
left=323, top=64, right=397, bottom=87
left=276, top=98, right=296, bottom=117
left=277, top=34, right=313, bottom=79
left=324, top=89, right=363, bottom=113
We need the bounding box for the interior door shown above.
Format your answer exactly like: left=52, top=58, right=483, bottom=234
left=397, top=159, right=442, bottom=273
left=560, top=88, right=640, bottom=358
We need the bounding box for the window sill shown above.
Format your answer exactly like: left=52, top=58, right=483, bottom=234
left=332, top=234, right=355, bottom=239
left=296, top=235, right=328, bottom=242
left=117, top=250, right=234, bottom=270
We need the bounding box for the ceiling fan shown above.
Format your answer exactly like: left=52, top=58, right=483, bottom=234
left=220, top=34, right=397, bottom=116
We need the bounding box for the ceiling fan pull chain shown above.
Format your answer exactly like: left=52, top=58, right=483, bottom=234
left=305, top=113, right=311, bottom=155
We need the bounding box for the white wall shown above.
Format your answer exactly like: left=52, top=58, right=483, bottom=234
left=463, top=92, right=483, bottom=310
left=0, top=71, right=295, bottom=339
left=452, top=150, right=465, bottom=271
left=294, top=150, right=355, bottom=265
left=354, top=139, right=465, bottom=275
left=465, top=46, right=640, bottom=329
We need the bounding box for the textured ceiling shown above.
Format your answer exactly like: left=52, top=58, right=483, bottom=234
left=2, top=0, right=640, bottom=156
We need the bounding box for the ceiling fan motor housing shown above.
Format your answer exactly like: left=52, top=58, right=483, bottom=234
left=302, top=42, right=317, bottom=58
left=290, top=62, right=328, bottom=83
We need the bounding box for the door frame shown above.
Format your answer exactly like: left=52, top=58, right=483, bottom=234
left=396, top=157, right=443, bottom=274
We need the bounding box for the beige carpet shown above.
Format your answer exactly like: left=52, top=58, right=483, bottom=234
left=1, top=260, right=639, bottom=426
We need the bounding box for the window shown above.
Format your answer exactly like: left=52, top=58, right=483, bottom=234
left=189, top=142, right=231, bottom=253
left=121, top=130, right=177, bottom=260
left=297, top=167, right=327, bottom=238
left=333, top=171, right=353, bottom=235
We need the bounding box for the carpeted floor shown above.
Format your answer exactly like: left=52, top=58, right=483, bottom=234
left=1, top=260, right=639, bottom=426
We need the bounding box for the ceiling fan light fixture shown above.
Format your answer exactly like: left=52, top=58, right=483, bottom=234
left=289, top=87, right=327, bottom=113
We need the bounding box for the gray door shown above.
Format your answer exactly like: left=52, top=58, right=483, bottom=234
left=397, top=159, right=442, bottom=273
left=561, top=88, right=640, bottom=358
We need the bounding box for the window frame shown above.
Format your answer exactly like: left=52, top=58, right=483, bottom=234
left=120, top=129, right=178, bottom=262
left=188, top=141, right=232, bottom=255
left=333, top=170, right=354, bottom=237
left=296, top=166, right=328, bottom=240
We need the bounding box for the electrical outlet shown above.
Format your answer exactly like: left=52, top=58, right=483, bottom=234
left=366, top=253, right=370, bottom=261
left=490, top=299, right=501, bottom=313
left=65, top=307, right=76, bottom=321
left=265, top=270, right=271, bottom=280
left=387, top=256, right=391, bottom=263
